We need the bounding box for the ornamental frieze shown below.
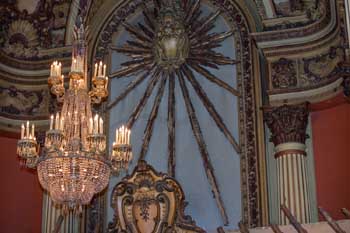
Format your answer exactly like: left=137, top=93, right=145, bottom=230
left=0, top=83, right=50, bottom=119
left=299, top=46, right=343, bottom=87
left=271, top=58, right=297, bottom=89
left=269, top=46, right=343, bottom=91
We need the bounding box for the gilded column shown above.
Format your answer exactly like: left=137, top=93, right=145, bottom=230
left=264, top=103, right=310, bottom=225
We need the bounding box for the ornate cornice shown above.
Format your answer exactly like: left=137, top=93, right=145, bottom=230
left=268, top=77, right=344, bottom=106
left=264, top=103, right=309, bottom=146
left=252, top=0, right=335, bottom=48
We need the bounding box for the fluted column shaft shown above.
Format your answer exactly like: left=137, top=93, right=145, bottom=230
left=264, top=103, right=310, bottom=225
left=42, top=192, right=84, bottom=233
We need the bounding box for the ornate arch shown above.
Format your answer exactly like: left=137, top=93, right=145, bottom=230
left=88, top=0, right=265, bottom=230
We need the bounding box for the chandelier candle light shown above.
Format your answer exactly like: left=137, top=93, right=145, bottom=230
left=17, top=121, right=38, bottom=168
left=112, top=125, right=132, bottom=173
left=16, top=19, right=133, bottom=213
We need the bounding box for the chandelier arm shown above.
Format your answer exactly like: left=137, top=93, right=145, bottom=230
left=182, top=64, right=241, bottom=154
left=167, top=72, right=176, bottom=177
left=177, top=68, right=229, bottom=226
left=126, top=67, right=162, bottom=129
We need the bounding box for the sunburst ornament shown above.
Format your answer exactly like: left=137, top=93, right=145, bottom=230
left=107, top=0, right=241, bottom=225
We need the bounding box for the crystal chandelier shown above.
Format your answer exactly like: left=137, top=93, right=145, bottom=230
left=16, top=19, right=133, bottom=212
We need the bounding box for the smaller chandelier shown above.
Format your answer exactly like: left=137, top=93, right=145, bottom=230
left=17, top=121, right=38, bottom=168
left=112, top=125, right=132, bottom=173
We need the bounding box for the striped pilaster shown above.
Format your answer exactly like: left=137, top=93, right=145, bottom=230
left=276, top=143, right=310, bottom=224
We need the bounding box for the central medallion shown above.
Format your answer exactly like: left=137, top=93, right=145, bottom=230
left=154, top=1, right=189, bottom=70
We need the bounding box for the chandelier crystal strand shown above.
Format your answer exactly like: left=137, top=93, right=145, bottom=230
left=14, top=18, right=134, bottom=214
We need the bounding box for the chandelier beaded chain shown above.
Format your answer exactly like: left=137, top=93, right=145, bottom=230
left=16, top=19, right=132, bottom=212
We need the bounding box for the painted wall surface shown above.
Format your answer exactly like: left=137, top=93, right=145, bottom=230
left=0, top=135, right=43, bottom=233
left=311, top=103, right=350, bottom=219
left=107, top=4, right=241, bottom=232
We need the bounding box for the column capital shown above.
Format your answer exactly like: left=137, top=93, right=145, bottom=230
left=264, top=103, right=309, bottom=146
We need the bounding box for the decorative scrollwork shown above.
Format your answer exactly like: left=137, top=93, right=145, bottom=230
left=108, top=160, right=205, bottom=233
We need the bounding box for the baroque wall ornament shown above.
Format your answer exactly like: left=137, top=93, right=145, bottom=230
left=299, top=46, right=343, bottom=87
left=0, top=85, right=49, bottom=118
left=95, top=0, right=261, bottom=228
left=0, top=0, right=70, bottom=59
left=108, top=160, right=205, bottom=233
left=271, top=58, right=297, bottom=89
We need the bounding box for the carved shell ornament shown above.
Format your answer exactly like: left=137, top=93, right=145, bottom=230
left=107, top=0, right=240, bottom=225
left=3, top=20, right=39, bottom=57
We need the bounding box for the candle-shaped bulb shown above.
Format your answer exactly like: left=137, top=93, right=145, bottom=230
left=55, top=113, right=59, bottom=130
left=94, top=63, right=98, bottom=78
left=31, top=124, right=35, bottom=139
left=99, top=118, right=103, bottom=134
left=50, top=115, right=54, bottom=130
left=115, top=128, right=119, bottom=144
left=94, top=114, right=99, bottom=134
left=89, top=117, right=93, bottom=134
left=103, top=64, right=106, bottom=77
left=60, top=117, right=64, bottom=131
left=105, top=77, right=108, bottom=90
left=21, top=124, right=24, bottom=139
left=26, top=121, right=29, bottom=138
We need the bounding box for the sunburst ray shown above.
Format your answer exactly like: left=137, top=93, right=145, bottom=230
left=182, top=65, right=240, bottom=153
left=185, top=0, right=200, bottom=24
left=167, top=72, right=176, bottom=177
left=142, top=10, right=156, bottom=30
left=188, top=62, right=240, bottom=96
left=126, top=68, right=162, bottom=129
left=139, top=74, right=167, bottom=160
left=107, top=68, right=155, bottom=110
left=111, top=45, right=151, bottom=55
left=122, top=22, right=153, bottom=43
left=191, top=31, right=234, bottom=48
left=137, top=22, right=154, bottom=39
left=126, top=40, right=152, bottom=50
left=177, top=69, right=229, bottom=225
left=110, top=61, right=153, bottom=78
left=190, top=10, right=221, bottom=38
left=120, top=57, right=154, bottom=67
